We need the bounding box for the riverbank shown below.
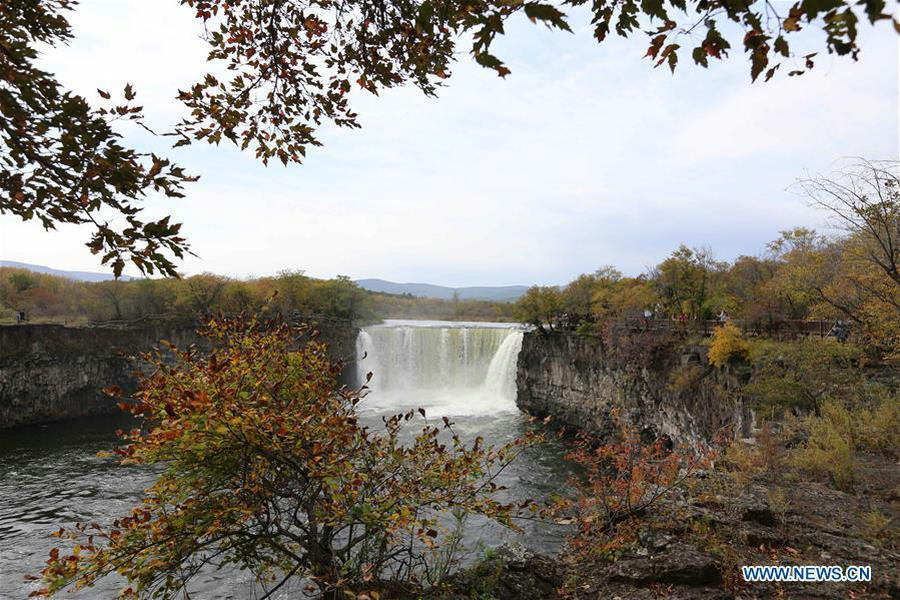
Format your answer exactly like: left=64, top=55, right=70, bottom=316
left=430, top=447, right=900, bottom=599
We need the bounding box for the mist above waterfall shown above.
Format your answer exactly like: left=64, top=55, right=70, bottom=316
left=355, top=320, right=524, bottom=417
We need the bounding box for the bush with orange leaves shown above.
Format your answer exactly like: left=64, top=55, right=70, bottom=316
left=551, top=415, right=714, bottom=560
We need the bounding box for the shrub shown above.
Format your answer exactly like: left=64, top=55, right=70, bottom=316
left=707, top=322, right=750, bottom=368
left=34, top=316, right=534, bottom=599
left=746, top=338, right=866, bottom=415
left=791, top=401, right=858, bottom=491
left=551, top=415, right=712, bottom=559
left=853, top=394, right=900, bottom=458
left=860, top=510, right=897, bottom=550
left=721, top=424, right=785, bottom=490
left=790, top=394, right=900, bottom=491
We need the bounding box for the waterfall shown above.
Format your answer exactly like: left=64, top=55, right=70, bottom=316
left=355, top=321, right=523, bottom=416
left=483, top=330, right=524, bottom=402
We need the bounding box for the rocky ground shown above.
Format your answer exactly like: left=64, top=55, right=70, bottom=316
left=427, top=453, right=899, bottom=600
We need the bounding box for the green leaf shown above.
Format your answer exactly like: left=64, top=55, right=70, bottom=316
left=474, top=52, right=511, bottom=77
left=523, top=3, right=572, bottom=32
left=692, top=46, right=709, bottom=67
left=774, top=36, right=789, bottom=58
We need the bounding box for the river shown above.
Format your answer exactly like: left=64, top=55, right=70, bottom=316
left=0, top=320, right=574, bottom=599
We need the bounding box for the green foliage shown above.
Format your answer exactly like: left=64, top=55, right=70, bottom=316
left=707, top=322, right=750, bottom=368
left=513, top=269, right=656, bottom=334
left=34, top=316, right=536, bottom=598
left=513, top=286, right=562, bottom=333
left=0, top=267, right=519, bottom=324
left=561, top=273, right=605, bottom=324
left=367, top=291, right=514, bottom=322
left=746, top=338, right=865, bottom=414
left=653, top=245, right=726, bottom=320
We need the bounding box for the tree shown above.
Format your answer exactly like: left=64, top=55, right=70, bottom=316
left=561, top=273, right=600, bottom=324
left=93, top=280, right=129, bottom=320
left=178, top=273, right=227, bottom=315
left=737, top=228, right=829, bottom=326
left=129, top=279, right=178, bottom=317
left=33, top=316, right=533, bottom=599
left=220, top=280, right=264, bottom=314
left=1, top=1, right=196, bottom=278
left=308, top=276, right=373, bottom=321
left=652, top=245, right=724, bottom=320
left=514, top=285, right=562, bottom=332
left=5, top=0, right=897, bottom=275
left=798, top=160, right=900, bottom=288
left=7, top=269, right=37, bottom=293
left=786, top=162, right=900, bottom=354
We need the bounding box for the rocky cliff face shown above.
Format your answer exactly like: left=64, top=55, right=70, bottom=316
left=0, top=317, right=358, bottom=429
left=516, top=331, right=751, bottom=445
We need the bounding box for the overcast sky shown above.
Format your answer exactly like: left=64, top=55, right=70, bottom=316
left=1, top=1, right=897, bottom=286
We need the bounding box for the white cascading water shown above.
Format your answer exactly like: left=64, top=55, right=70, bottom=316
left=482, top=330, right=524, bottom=401
left=355, top=321, right=523, bottom=416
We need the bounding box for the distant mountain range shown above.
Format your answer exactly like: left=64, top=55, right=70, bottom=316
left=354, top=279, right=528, bottom=302
left=1, top=262, right=528, bottom=302
left=0, top=261, right=135, bottom=282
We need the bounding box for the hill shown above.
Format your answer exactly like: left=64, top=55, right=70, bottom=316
left=0, top=261, right=134, bottom=282
left=354, top=279, right=528, bottom=302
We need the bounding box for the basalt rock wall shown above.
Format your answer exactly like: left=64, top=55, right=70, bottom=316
left=516, top=331, right=752, bottom=446
left=0, top=317, right=358, bottom=429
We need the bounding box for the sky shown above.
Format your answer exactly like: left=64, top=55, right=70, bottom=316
left=1, top=1, right=897, bottom=286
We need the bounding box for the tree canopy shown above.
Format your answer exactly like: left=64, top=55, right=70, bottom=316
left=2, top=0, right=897, bottom=276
